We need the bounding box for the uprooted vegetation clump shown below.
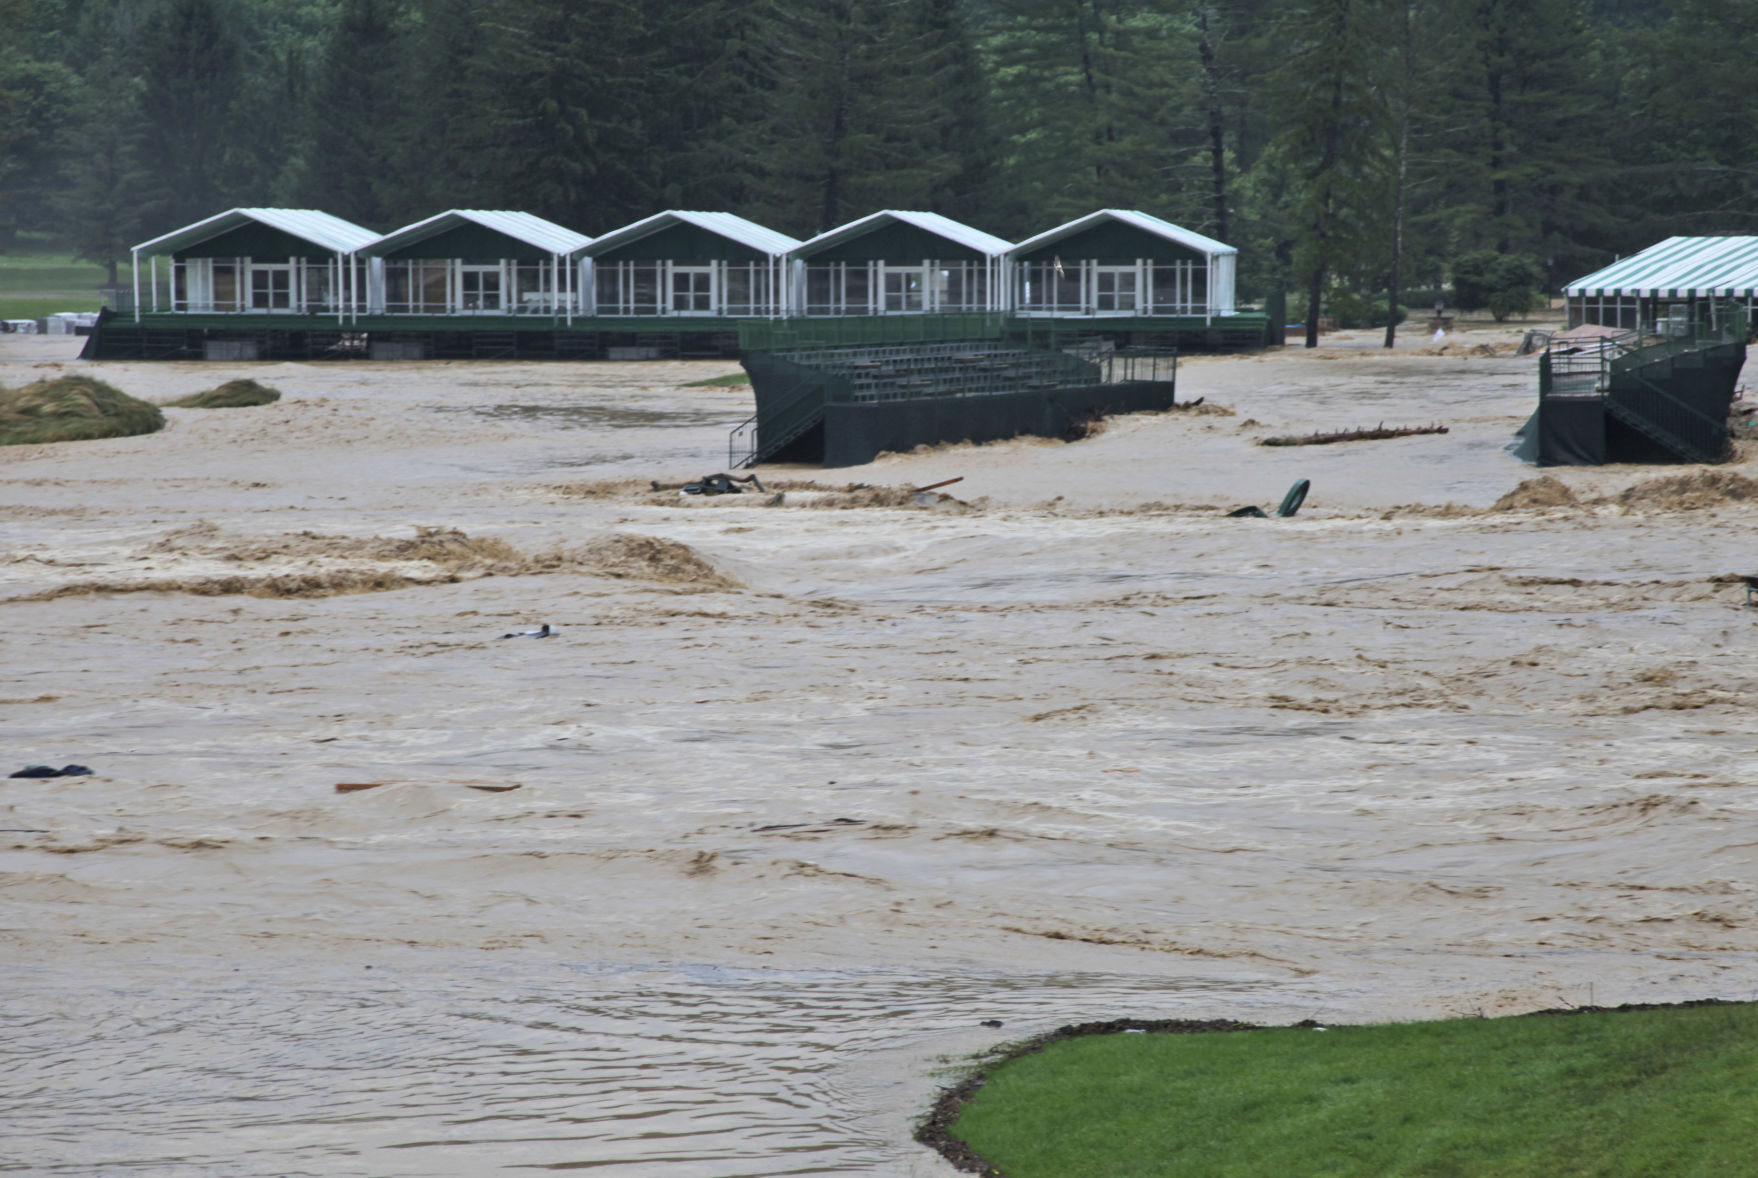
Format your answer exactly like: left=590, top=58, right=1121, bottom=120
left=551, top=477, right=941, bottom=510
left=1492, top=475, right=1580, bottom=512
left=0, top=374, right=164, bottom=447
left=577, top=533, right=744, bottom=588
left=12, top=524, right=741, bottom=601
left=1490, top=471, right=1758, bottom=514
left=164, top=379, right=282, bottom=409
left=1612, top=470, right=1758, bottom=511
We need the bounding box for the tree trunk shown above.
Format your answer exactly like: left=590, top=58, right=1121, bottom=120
left=1197, top=3, right=1228, bottom=242
left=1305, top=1, right=1351, bottom=350
left=1384, top=0, right=1413, bottom=348
left=1304, top=263, right=1326, bottom=348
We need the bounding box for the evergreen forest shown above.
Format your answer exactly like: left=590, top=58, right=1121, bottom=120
left=1, top=0, right=1752, bottom=311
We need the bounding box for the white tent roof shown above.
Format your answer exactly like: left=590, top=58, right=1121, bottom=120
left=1007, top=209, right=1235, bottom=259
left=577, top=211, right=799, bottom=259
left=363, top=210, right=591, bottom=257
left=1565, top=236, right=1758, bottom=297
left=791, top=210, right=1012, bottom=259
left=134, top=208, right=381, bottom=256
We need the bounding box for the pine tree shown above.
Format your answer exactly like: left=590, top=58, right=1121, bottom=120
left=976, top=0, right=1203, bottom=238
left=455, top=0, right=648, bottom=230
left=742, top=0, right=974, bottom=236
left=53, top=7, right=151, bottom=285
left=1267, top=0, right=1392, bottom=347
left=293, top=0, right=406, bottom=227
left=131, top=0, right=246, bottom=233
left=0, top=0, right=79, bottom=247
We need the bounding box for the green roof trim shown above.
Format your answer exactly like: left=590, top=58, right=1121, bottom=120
left=591, top=221, right=780, bottom=264
left=1014, top=220, right=1207, bottom=264
left=379, top=223, right=559, bottom=261
left=797, top=221, right=989, bottom=263
left=172, top=222, right=344, bottom=261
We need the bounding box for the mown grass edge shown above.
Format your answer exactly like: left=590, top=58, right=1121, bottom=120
left=913, top=1001, right=1746, bottom=1177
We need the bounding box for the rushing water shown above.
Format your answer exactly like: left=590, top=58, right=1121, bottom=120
left=2, top=957, right=1277, bottom=1176
left=4, top=340, right=1755, bottom=1175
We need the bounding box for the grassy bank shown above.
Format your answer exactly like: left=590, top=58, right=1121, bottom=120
left=933, top=1003, right=1758, bottom=1178
left=0, top=252, right=108, bottom=319
left=681, top=371, right=750, bottom=388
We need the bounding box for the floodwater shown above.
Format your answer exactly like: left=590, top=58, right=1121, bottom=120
left=3, top=330, right=1756, bottom=1175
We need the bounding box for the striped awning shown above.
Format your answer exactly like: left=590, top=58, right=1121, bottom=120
left=1565, top=236, right=1758, bottom=298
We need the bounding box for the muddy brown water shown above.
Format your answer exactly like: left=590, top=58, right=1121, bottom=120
left=3, top=333, right=1755, bottom=1174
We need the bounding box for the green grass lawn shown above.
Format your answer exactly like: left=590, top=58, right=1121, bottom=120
left=945, top=1004, right=1758, bottom=1178
left=680, top=371, right=750, bottom=388
left=0, top=252, right=109, bottom=318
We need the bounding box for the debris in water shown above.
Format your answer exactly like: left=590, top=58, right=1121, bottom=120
left=682, top=473, right=765, bottom=496
left=1227, top=478, right=1311, bottom=520
left=9, top=764, right=92, bottom=778
left=1258, top=423, right=1448, bottom=447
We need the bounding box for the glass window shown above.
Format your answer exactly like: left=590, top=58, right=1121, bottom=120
left=418, top=262, right=448, bottom=312
left=1095, top=266, right=1137, bottom=312
left=630, top=265, right=661, bottom=314
left=724, top=265, right=752, bottom=315
left=250, top=265, right=292, bottom=310
left=882, top=267, right=924, bottom=313
left=515, top=263, right=550, bottom=312
left=844, top=265, right=870, bottom=314
left=595, top=266, right=621, bottom=314
left=213, top=261, right=239, bottom=311
left=460, top=265, right=501, bottom=311
left=385, top=261, right=409, bottom=311
left=671, top=267, right=714, bottom=313
left=805, top=266, right=834, bottom=315
left=303, top=262, right=334, bottom=312
left=938, top=264, right=963, bottom=311
left=1151, top=264, right=1183, bottom=313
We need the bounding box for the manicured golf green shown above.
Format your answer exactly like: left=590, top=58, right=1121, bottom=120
left=946, top=1004, right=1758, bottom=1178
left=0, top=252, right=107, bottom=318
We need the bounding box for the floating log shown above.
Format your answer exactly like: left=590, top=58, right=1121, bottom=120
left=1258, top=422, right=1448, bottom=447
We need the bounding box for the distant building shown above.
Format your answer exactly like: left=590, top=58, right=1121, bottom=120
left=1565, top=236, right=1758, bottom=331
left=581, top=211, right=797, bottom=319
left=361, top=210, right=589, bottom=318
left=1007, top=210, right=1236, bottom=321
left=790, top=211, right=1011, bottom=316
left=101, top=205, right=1269, bottom=361
left=130, top=208, right=379, bottom=321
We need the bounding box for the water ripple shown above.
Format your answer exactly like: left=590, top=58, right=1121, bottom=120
left=2, top=958, right=1267, bottom=1175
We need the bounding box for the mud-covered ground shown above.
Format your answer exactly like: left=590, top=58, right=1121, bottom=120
left=3, top=325, right=1755, bottom=1176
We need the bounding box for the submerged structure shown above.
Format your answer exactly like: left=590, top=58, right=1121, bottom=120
left=1515, top=307, right=1747, bottom=466
left=733, top=317, right=1177, bottom=467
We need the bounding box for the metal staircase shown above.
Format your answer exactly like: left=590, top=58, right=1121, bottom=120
left=1537, top=310, right=1744, bottom=464
left=1604, top=367, right=1728, bottom=464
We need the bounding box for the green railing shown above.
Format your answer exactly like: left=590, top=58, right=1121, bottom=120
left=738, top=313, right=1011, bottom=352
